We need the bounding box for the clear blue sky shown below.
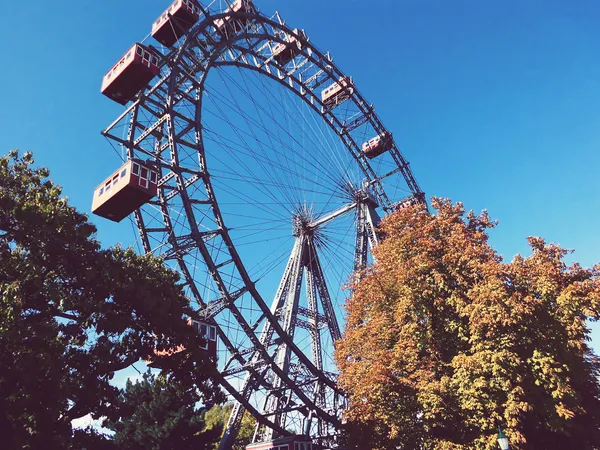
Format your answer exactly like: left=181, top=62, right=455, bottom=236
left=2, top=1, right=600, bottom=347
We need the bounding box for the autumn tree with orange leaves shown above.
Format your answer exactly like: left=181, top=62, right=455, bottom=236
left=335, top=198, right=600, bottom=450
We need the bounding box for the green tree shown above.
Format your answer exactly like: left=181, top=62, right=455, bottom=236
left=104, top=370, right=220, bottom=449
left=204, top=403, right=256, bottom=449
left=335, top=198, right=600, bottom=450
left=0, top=151, right=223, bottom=449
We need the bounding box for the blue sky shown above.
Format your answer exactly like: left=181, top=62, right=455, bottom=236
left=2, top=0, right=600, bottom=352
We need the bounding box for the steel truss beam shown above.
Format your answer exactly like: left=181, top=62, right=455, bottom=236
left=354, top=196, right=381, bottom=276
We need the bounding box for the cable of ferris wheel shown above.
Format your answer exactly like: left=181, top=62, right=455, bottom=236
left=248, top=238, right=294, bottom=278
left=257, top=73, right=356, bottom=213
left=209, top=179, right=291, bottom=222
left=205, top=129, right=346, bottom=200
left=210, top=69, right=300, bottom=208
left=213, top=174, right=341, bottom=198
left=276, top=72, right=356, bottom=212
left=243, top=72, right=351, bottom=194
left=202, top=96, right=297, bottom=213
left=207, top=67, right=350, bottom=194
left=237, top=65, right=304, bottom=207
left=201, top=102, right=345, bottom=197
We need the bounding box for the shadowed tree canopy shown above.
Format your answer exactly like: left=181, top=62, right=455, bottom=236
left=0, top=151, right=224, bottom=449
left=335, top=198, right=600, bottom=450
left=104, top=370, right=221, bottom=450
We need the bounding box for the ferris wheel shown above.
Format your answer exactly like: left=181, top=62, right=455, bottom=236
left=95, top=0, right=425, bottom=448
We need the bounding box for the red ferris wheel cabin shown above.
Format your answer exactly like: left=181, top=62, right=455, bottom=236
left=214, top=0, right=254, bottom=32
left=272, top=29, right=306, bottom=66
left=361, top=131, right=393, bottom=159
left=321, top=76, right=354, bottom=110
left=92, top=159, right=159, bottom=222
left=147, top=319, right=218, bottom=368
left=245, top=435, right=313, bottom=450
left=393, top=196, right=419, bottom=211
left=152, top=0, right=201, bottom=47
left=101, top=43, right=160, bottom=105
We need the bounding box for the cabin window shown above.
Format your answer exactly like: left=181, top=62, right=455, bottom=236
left=132, top=163, right=140, bottom=176
left=126, top=51, right=132, bottom=60
left=140, top=167, right=149, bottom=179
left=98, top=187, right=104, bottom=196
left=200, top=323, right=208, bottom=337
left=209, top=326, right=216, bottom=341
left=120, top=169, right=127, bottom=178
left=150, top=172, right=158, bottom=183
left=136, top=46, right=143, bottom=57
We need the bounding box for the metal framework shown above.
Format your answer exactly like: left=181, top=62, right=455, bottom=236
left=101, top=1, right=425, bottom=448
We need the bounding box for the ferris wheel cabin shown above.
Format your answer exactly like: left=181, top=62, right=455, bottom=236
left=321, top=76, right=354, bottom=110
left=214, top=0, right=255, bottom=33
left=101, top=43, right=160, bottom=105
left=245, top=435, right=313, bottom=450
left=361, top=131, right=392, bottom=159
left=91, top=160, right=159, bottom=222
left=190, top=319, right=218, bottom=356
left=272, top=29, right=306, bottom=65
left=152, top=0, right=201, bottom=47
left=147, top=319, right=218, bottom=368
left=392, top=196, right=419, bottom=211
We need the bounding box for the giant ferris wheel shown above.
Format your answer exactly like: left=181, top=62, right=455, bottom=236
left=95, top=0, right=425, bottom=448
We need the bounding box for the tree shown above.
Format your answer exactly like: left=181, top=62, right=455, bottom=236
left=0, top=151, right=223, bottom=449
left=335, top=198, right=600, bottom=450
left=104, top=370, right=220, bottom=449
left=204, top=403, right=256, bottom=449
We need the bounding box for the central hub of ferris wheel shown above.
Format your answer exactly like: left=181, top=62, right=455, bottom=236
left=292, top=206, right=316, bottom=238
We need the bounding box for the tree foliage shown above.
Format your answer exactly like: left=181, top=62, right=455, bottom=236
left=336, top=198, right=600, bottom=449
left=204, top=403, right=256, bottom=449
left=0, top=151, right=223, bottom=449
left=104, top=370, right=220, bottom=449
